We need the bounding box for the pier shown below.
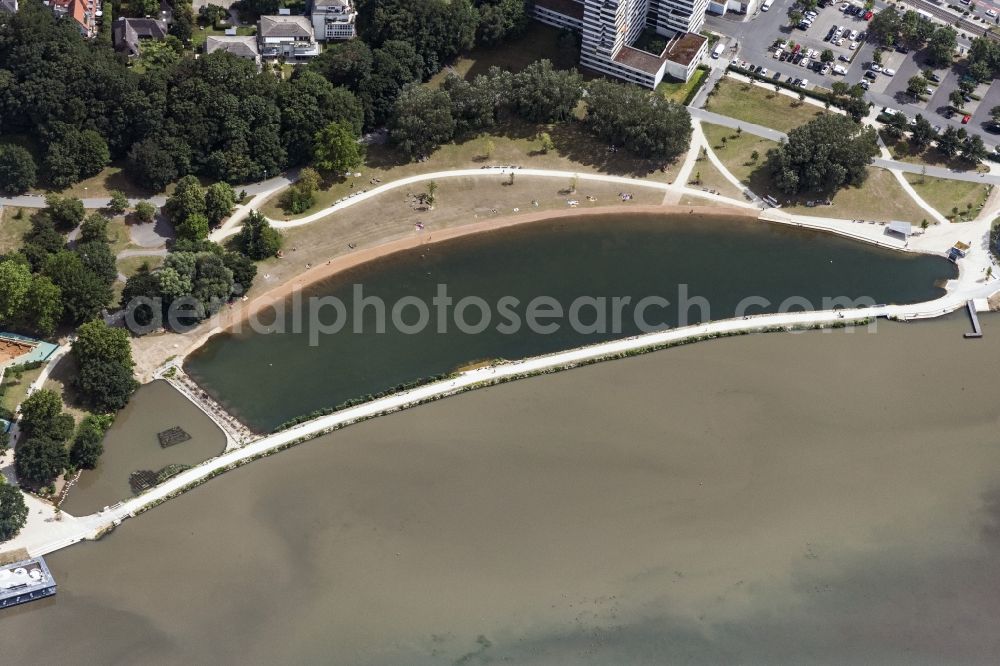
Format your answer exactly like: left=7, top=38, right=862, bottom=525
left=965, top=300, right=983, bottom=339
left=0, top=557, right=56, bottom=609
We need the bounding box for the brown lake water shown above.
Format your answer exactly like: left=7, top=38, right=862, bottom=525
left=60, top=380, right=226, bottom=516
left=5, top=314, right=1000, bottom=664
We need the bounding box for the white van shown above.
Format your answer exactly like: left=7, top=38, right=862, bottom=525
left=711, top=42, right=725, bottom=58
left=762, top=0, right=774, bottom=10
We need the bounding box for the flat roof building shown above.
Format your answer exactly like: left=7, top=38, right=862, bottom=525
left=259, top=15, right=319, bottom=60
left=312, top=0, right=357, bottom=41
left=0, top=557, right=57, bottom=610
left=531, top=0, right=709, bottom=87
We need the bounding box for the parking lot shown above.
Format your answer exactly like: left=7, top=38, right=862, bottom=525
left=709, top=0, right=1000, bottom=146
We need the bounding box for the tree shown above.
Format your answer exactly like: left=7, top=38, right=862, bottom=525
left=789, top=10, right=803, bottom=27
left=25, top=275, right=63, bottom=337
left=80, top=213, right=109, bottom=244
left=278, top=70, right=364, bottom=165
left=389, top=85, right=456, bottom=158
left=107, top=190, right=129, bottom=216
left=166, top=175, right=206, bottom=225
left=45, top=194, right=85, bottom=231
left=750, top=150, right=760, bottom=163
left=475, top=0, right=528, bottom=46
left=583, top=79, right=692, bottom=160
left=199, top=3, right=229, bottom=26
left=204, top=182, right=236, bottom=227
left=75, top=240, right=118, bottom=285
left=15, top=436, right=69, bottom=487
left=176, top=213, right=210, bottom=242
left=426, top=180, right=438, bottom=206
left=360, top=40, right=426, bottom=127
left=910, top=114, right=935, bottom=150
left=990, top=105, right=1000, bottom=129
left=906, top=75, right=927, bottom=98
left=962, top=134, right=988, bottom=164
left=235, top=211, right=283, bottom=260
left=0, top=145, right=37, bottom=195
left=18, top=389, right=63, bottom=436
left=766, top=114, right=879, bottom=195
left=0, top=484, right=29, bottom=542
left=43, top=251, right=111, bottom=323
left=135, top=201, right=157, bottom=223
left=820, top=49, right=834, bottom=64
left=280, top=167, right=321, bottom=214
left=937, top=125, right=963, bottom=158
left=362, top=0, right=478, bottom=77
left=539, top=132, right=554, bottom=154
left=512, top=60, right=583, bottom=123
left=309, top=40, right=374, bottom=90
left=72, top=319, right=139, bottom=412
left=223, top=251, right=257, bottom=294
left=313, top=121, right=366, bottom=172
left=926, top=27, right=957, bottom=67
left=0, top=259, right=32, bottom=324
left=949, top=89, right=965, bottom=110
left=70, top=418, right=105, bottom=470
left=882, top=112, right=908, bottom=140
left=43, top=127, right=110, bottom=189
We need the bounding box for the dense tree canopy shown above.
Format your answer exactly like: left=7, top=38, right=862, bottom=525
left=0, top=144, right=37, bottom=194
left=72, top=319, right=139, bottom=412
left=512, top=60, right=583, bottom=123
left=0, top=482, right=28, bottom=542
left=584, top=79, right=692, bottom=161
left=766, top=114, right=879, bottom=195
left=235, top=210, right=283, bottom=260
left=362, top=0, right=478, bottom=77
left=389, top=85, right=457, bottom=158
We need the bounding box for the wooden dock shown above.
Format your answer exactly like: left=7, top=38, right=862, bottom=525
left=965, top=300, right=983, bottom=338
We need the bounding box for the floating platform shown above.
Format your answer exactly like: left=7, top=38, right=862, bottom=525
left=965, top=300, right=983, bottom=339
left=0, top=557, right=57, bottom=609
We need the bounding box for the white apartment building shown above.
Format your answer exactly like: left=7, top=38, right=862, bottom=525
left=311, top=0, right=357, bottom=41
left=532, top=0, right=708, bottom=88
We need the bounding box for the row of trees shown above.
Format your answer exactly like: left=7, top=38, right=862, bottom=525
left=868, top=8, right=957, bottom=67
left=0, top=1, right=367, bottom=193
left=385, top=60, right=692, bottom=163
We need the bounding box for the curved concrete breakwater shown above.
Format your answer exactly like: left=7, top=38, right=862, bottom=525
left=6, top=282, right=992, bottom=559
left=3, top=204, right=993, bottom=557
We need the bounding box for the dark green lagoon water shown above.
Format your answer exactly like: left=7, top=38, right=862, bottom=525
left=185, top=213, right=955, bottom=431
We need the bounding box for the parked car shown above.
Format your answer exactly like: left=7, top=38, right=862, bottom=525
left=927, top=72, right=941, bottom=83
left=860, top=79, right=870, bottom=89
left=849, top=41, right=858, bottom=50
left=821, top=65, right=831, bottom=75
left=925, top=86, right=934, bottom=95
left=799, top=78, right=809, bottom=88
left=962, top=114, right=972, bottom=124
left=798, top=20, right=809, bottom=29
left=839, top=54, right=850, bottom=62
left=883, top=68, right=896, bottom=76
left=849, top=29, right=859, bottom=40
left=772, top=71, right=781, bottom=80
left=833, top=65, right=846, bottom=75
left=792, top=43, right=802, bottom=53
left=864, top=70, right=878, bottom=80
left=863, top=10, right=873, bottom=19
left=895, top=45, right=908, bottom=54
left=987, top=8, right=998, bottom=17
left=759, top=67, right=768, bottom=76
left=869, top=62, right=882, bottom=72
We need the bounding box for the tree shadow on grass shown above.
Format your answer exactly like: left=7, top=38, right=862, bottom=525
left=547, top=121, right=678, bottom=179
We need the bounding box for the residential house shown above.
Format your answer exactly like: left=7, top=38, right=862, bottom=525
left=206, top=35, right=262, bottom=69
left=311, top=0, right=356, bottom=41
left=113, top=17, right=169, bottom=58
left=258, top=15, right=319, bottom=60
left=47, top=0, right=100, bottom=38
left=531, top=0, right=709, bottom=87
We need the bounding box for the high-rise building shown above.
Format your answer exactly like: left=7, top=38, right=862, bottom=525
left=532, top=0, right=708, bottom=88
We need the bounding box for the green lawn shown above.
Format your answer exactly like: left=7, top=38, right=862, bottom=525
left=117, top=254, right=164, bottom=278
left=427, top=22, right=577, bottom=87
left=749, top=167, right=932, bottom=225
left=705, top=78, right=829, bottom=133
left=688, top=159, right=744, bottom=200
left=0, top=205, right=33, bottom=254
left=0, top=365, right=44, bottom=416
left=904, top=173, right=991, bottom=221
left=657, top=67, right=708, bottom=104
left=701, top=123, right=779, bottom=183
left=260, top=119, right=680, bottom=220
